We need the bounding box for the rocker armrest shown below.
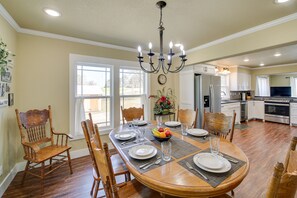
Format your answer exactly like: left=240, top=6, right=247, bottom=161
left=52, top=130, right=73, bottom=146
left=22, top=142, right=40, bottom=160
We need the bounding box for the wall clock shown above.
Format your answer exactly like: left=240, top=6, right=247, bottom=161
left=158, top=74, right=167, bottom=85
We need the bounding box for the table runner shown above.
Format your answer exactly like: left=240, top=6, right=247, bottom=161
left=145, top=132, right=201, bottom=159
left=178, top=148, right=246, bottom=187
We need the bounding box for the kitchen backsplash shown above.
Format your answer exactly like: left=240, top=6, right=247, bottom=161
left=230, top=90, right=255, bottom=100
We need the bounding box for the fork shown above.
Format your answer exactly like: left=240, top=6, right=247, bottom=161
left=185, top=162, right=208, bottom=180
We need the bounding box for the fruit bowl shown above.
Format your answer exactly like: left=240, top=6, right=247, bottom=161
left=151, top=127, right=172, bottom=142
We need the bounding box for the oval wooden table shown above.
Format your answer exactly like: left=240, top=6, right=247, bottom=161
left=109, top=126, right=250, bottom=197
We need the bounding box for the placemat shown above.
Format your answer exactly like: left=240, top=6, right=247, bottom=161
left=121, top=142, right=173, bottom=173
left=145, top=132, right=201, bottom=159
left=178, top=148, right=246, bottom=187
left=173, top=129, right=209, bottom=143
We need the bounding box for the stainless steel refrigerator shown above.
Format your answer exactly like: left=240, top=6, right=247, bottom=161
left=194, top=74, right=221, bottom=128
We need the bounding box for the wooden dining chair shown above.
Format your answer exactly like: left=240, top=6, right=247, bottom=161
left=176, top=106, right=198, bottom=128
left=91, top=140, right=163, bottom=198
left=121, top=104, right=144, bottom=125
left=203, top=111, right=236, bottom=143
left=15, top=105, right=73, bottom=193
left=81, top=120, right=130, bottom=198
left=284, top=136, right=297, bottom=173
left=265, top=162, right=297, bottom=198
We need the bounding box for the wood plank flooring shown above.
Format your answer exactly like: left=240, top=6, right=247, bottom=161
left=3, top=120, right=297, bottom=198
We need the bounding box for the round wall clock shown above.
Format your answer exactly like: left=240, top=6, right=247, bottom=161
left=158, top=74, right=167, bottom=85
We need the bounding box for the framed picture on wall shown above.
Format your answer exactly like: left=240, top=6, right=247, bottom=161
left=1, top=71, right=12, bottom=82
left=8, top=93, right=14, bottom=106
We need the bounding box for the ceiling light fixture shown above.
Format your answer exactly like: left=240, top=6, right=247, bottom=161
left=244, top=58, right=249, bottom=62
left=137, top=1, right=187, bottom=74
left=43, top=8, right=61, bottom=17
left=221, top=67, right=230, bottom=74
left=274, top=0, right=290, bottom=4
left=260, top=63, right=265, bottom=66
left=274, top=52, right=282, bottom=57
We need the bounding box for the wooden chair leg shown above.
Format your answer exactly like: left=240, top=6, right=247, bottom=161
left=41, top=162, right=45, bottom=194
left=90, top=179, right=95, bottom=196
left=94, top=180, right=99, bottom=198
left=49, top=158, right=53, bottom=170
left=21, top=161, right=30, bottom=185
left=67, top=150, right=73, bottom=174
left=231, top=189, right=235, bottom=197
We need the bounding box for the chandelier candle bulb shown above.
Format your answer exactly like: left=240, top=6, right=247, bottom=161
left=149, top=42, right=152, bottom=50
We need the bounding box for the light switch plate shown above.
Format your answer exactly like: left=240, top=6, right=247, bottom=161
left=0, top=165, right=3, bottom=176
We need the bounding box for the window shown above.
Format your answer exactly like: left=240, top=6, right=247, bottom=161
left=70, top=54, right=149, bottom=138
left=290, top=77, right=297, bottom=97
left=220, top=74, right=230, bottom=100
left=120, top=68, right=146, bottom=122
left=256, top=76, right=270, bottom=96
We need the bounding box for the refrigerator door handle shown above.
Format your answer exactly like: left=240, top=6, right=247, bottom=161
left=209, top=84, right=214, bottom=112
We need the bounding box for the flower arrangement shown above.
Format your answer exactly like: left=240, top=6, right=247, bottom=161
left=149, top=87, right=176, bottom=115
left=0, top=38, right=14, bottom=72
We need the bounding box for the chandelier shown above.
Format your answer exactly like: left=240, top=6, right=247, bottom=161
left=137, top=1, right=187, bottom=74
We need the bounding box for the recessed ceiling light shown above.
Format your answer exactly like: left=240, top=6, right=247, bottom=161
left=260, top=63, right=265, bottom=66
left=43, top=8, right=61, bottom=17
left=274, top=0, right=290, bottom=4
left=244, top=58, right=249, bottom=62
left=274, top=52, right=282, bottom=57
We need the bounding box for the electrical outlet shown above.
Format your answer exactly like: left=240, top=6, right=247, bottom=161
left=0, top=165, right=3, bottom=176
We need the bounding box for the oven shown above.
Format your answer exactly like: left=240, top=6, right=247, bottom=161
left=264, top=101, right=290, bottom=124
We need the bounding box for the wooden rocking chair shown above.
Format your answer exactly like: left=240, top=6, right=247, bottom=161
left=15, top=105, right=73, bottom=193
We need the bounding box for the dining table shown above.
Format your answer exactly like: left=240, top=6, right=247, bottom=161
left=109, top=123, right=250, bottom=198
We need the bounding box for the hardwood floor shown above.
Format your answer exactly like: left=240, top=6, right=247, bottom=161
left=3, top=121, right=297, bottom=197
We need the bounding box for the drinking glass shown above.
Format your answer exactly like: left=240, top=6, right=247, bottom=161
left=209, top=134, right=220, bottom=155
left=161, top=141, right=172, bottom=161
left=156, top=116, right=163, bottom=128
left=181, top=123, right=188, bottom=136
left=139, top=128, right=146, bottom=142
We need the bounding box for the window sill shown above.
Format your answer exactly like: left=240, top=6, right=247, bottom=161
left=70, top=127, right=113, bottom=141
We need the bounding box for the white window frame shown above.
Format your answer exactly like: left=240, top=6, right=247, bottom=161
left=220, top=74, right=230, bottom=100
left=119, top=66, right=148, bottom=122
left=70, top=54, right=150, bottom=139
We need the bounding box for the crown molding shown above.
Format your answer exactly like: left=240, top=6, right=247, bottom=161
left=20, top=28, right=137, bottom=52
left=251, top=62, right=297, bottom=70
left=0, top=4, right=20, bottom=31
left=186, top=12, right=297, bottom=54
left=1, top=3, right=297, bottom=55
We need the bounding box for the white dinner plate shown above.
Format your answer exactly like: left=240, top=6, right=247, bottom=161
left=164, top=121, right=181, bottom=127
left=128, top=145, right=157, bottom=160
left=193, top=153, right=231, bottom=173
left=133, top=120, right=148, bottom=126
left=187, top=129, right=208, bottom=137
left=114, top=131, right=136, bottom=141
left=133, top=145, right=155, bottom=156
left=195, top=153, right=223, bottom=169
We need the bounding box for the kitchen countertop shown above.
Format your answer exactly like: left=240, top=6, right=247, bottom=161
left=221, top=100, right=242, bottom=104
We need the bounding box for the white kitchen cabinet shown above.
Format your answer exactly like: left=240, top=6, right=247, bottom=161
left=179, top=68, right=194, bottom=109
left=247, top=100, right=264, bottom=121
left=230, top=72, right=251, bottom=91
left=290, top=103, right=297, bottom=126
left=221, top=102, right=241, bottom=124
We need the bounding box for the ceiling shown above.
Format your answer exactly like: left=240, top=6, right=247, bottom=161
left=207, top=42, right=297, bottom=68
left=1, top=0, right=297, bottom=54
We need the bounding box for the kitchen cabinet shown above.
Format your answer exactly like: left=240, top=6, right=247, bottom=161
left=290, top=103, right=297, bottom=126
left=247, top=100, right=265, bottom=121
left=221, top=102, right=241, bottom=124
left=179, top=68, right=194, bottom=109
left=230, top=72, right=251, bottom=91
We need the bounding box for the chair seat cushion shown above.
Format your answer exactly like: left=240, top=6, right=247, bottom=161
left=27, top=145, right=71, bottom=162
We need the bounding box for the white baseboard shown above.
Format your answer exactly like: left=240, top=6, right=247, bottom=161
left=0, top=148, right=90, bottom=197
left=0, top=165, right=18, bottom=197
